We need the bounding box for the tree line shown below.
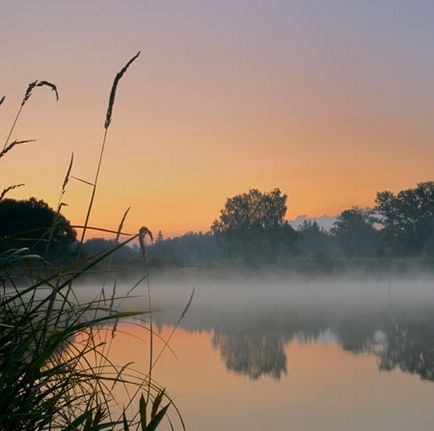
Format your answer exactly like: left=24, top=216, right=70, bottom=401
left=210, top=182, right=434, bottom=264
left=2, top=181, right=434, bottom=266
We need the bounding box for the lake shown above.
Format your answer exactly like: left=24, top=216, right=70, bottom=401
left=82, top=272, right=434, bottom=430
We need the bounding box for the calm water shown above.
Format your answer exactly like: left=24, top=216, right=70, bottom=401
left=87, top=275, right=434, bottom=430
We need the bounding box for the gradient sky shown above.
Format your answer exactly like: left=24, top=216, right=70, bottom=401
left=2, top=1, right=434, bottom=238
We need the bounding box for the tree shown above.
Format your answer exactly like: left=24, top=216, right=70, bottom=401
left=0, top=197, right=76, bottom=260
left=297, top=220, right=331, bottom=258
left=211, top=188, right=297, bottom=264
left=149, top=231, right=220, bottom=265
left=82, top=238, right=141, bottom=263
left=375, top=182, right=434, bottom=256
left=331, top=207, right=379, bottom=257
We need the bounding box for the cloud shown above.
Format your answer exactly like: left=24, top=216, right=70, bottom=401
left=288, top=214, right=337, bottom=232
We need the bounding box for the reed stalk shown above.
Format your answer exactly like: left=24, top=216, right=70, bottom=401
left=2, top=80, right=58, bottom=152
left=77, top=52, right=140, bottom=257
left=0, top=183, right=24, bottom=202
left=1, top=51, right=184, bottom=431
left=45, top=153, right=74, bottom=255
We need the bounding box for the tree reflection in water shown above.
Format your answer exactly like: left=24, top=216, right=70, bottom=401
left=169, top=303, right=434, bottom=382
left=153, top=283, right=434, bottom=382
left=211, top=332, right=287, bottom=380
left=375, top=318, right=434, bottom=381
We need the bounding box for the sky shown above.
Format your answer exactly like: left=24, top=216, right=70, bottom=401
left=2, top=1, right=434, bottom=238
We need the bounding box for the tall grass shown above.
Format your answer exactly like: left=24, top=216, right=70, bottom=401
left=45, top=153, right=74, bottom=255
left=0, top=236, right=181, bottom=430
left=77, top=52, right=141, bottom=257
left=0, top=183, right=25, bottom=202
left=0, top=54, right=188, bottom=430
left=2, top=81, right=58, bottom=153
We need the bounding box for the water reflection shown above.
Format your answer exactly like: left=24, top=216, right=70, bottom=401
left=212, top=332, right=287, bottom=379
left=99, top=280, right=434, bottom=431
left=375, top=319, right=434, bottom=380
left=156, top=296, right=434, bottom=382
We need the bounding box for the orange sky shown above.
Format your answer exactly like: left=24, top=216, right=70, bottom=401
left=2, top=1, right=434, bottom=238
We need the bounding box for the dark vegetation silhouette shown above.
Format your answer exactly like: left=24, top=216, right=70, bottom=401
left=330, top=208, right=379, bottom=258
left=0, top=53, right=186, bottom=431
left=211, top=188, right=298, bottom=264
left=297, top=220, right=331, bottom=259
left=157, top=182, right=434, bottom=267
left=0, top=198, right=76, bottom=262
left=376, top=181, right=434, bottom=256
left=150, top=231, right=220, bottom=266
left=5, top=182, right=434, bottom=271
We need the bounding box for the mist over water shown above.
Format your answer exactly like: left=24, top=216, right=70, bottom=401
left=71, top=269, right=434, bottom=430
left=4, top=2, right=434, bottom=428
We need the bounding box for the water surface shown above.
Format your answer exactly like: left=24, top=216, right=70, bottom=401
left=87, top=275, right=434, bottom=430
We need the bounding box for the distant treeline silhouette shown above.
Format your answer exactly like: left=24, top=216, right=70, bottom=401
left=2, top=181, right=434, bottom=267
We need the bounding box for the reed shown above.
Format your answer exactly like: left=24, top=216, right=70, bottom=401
left=0, top=183, right=25, bottom=202
left=45, top=153, right=74, bottom=255
left=138, top=227, right=154, bottom=406
left=116, top=207, right=131, bottom=244
left=2, top=80, right=58, bottom=153
left=77, top=52, right=141, bottom=257
left=0, top=139, right=35, bottom=160
left=0, top=53, right=186, bottom=431
left=0, top=235, right=180, bottom=431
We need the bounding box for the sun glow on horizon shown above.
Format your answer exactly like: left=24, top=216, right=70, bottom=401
left=2, top=1, right=434, bottom=238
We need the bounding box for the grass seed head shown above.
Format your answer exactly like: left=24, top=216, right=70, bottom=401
left=139, top=226, right=153, bottom=264
left=0, top=139, right=35, bottom=159
left=0, top=183, right=25, bottom=201
left=105, top=51, right=140, bottom=130
left=21, top=80, right=59, bottom=106
left=61, top=153, right=74, bottom=194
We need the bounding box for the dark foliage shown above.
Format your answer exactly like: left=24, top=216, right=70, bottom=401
left=149, top=231, right=220, bottom=265
left=296, top=220, right=332, bottom=259
left=330, top=207, right=380, bottom=257
left=0, top=197, right=76, bottom=260
left=82, top=237, right=141, bottom=262
left=375, top=182, right=434, bottom=256
left=211, top=188, right=298, bottom=264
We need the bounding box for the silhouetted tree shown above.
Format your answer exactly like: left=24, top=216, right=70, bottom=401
left=297, top=220, right=332, bottom=258
left=376, top=181, right=434, bottom=256
left=0, top=197, right=76, bottom=260
left=331, top=207, right=379, bottom=257
left=82, top=238, right=141, bottom=263
left=149, top=231, right=220, bottom=265
left=211, top=188, right=297, bottom=264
